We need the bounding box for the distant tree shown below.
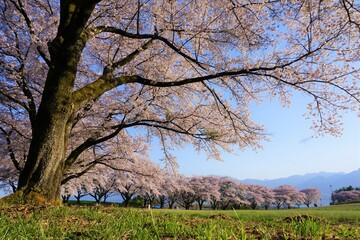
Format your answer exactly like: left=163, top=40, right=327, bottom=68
left=115, top=172, right=142, bottom=207
left=332, top=190, right=360, bottom=204
left=115, top=157, right=161, bottom=207
left=60, top=175, right=89, bottom=204
left=217, top=177, right=248, bottom=210
left=300, top=188, right=321, bottom=207
left=190, top=176, right=220, bottom=210
left=178, top=177, right=196, bottom=210
left=88, top=171, right=116, bottom=204
left=60, top=185, right=72, bottom=203
left=89, top=185, right=115, bottom=204
left=292, top=191, right=307, bottom=208
left=206, top=177, right=222, bottom=210
left=245, top=184, right=274, bottom=210
left=273, top=185, right=303, bottom=209
left=156, top=173, right=180, bottom=209
left=118, top=185, right=138, bottom=207
left=0, top=126, right=27, bottom=193
left=140, top=165, right=164, bottom=208
left=0, top=178, right=17, bottom=195
left=73, top=188, right=88, bottom=204
left=164, top=182, right=182, bottom=209
left=260, top=186, right=275, bottom=210
left=189, top=176, right=207, bottom=210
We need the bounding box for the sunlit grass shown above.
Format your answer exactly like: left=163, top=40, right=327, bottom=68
left=156, top=203, right=360, bottom=222
left=0, top=203, right=359, bottom=239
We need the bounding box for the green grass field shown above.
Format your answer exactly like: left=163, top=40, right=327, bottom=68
left=0, top=203, right=359, bottom=239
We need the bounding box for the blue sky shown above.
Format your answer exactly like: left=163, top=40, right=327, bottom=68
left=152, top=93, right=360, bottom=180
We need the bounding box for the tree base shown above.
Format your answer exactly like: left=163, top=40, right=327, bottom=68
left=0, top=189, right=62, bottom=206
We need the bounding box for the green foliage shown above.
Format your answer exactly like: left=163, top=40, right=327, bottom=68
left=203, top=128, right=221, bottom=140
left=289, top=215, right=328, bottom=239
left=334, top=185, right=360, bottom=193
left=0, top=204, right=359, bottom=239
left=128, top=195, right=145, bottom=208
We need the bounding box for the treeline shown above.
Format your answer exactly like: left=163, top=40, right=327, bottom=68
left=59, top=173, right=321, bottom=210
left=1, top=155, right=325, bottom=210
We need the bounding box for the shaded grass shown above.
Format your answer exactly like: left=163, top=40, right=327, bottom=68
left=0, top=203, right=359, bottom=239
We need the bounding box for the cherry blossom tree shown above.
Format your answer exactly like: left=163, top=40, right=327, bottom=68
left=245, top=184, right=274, bottom=210
left=300, top=188, right=321, bottom=207
left=273, top=185, right=303, bottom=209
left=114, top=156, right=161, bottom=207
left=332, top=190, right=360, bottom=204
left=208, top=177, right=222, bottom=210
left=60, top=174, right=90, bottom=204
left=157, top=174, right=185, bottom=209
left=0, top=164, right=18, bottom=194
left=89, top=184, right=115, bottom=204
left=292, top=191, right=307, bottom=208
left=116, top=174, right=140, bottom=208
left=137, top=168, right=163, bottom=208
left=261, top=192, right=275, bottom=210
left=0, top=0, right=359, bottom=203
left=60, top=184, right=72, bottom=203
left=164, top=186, right=180, bottom=209
left=177, top=176, right=196, bottom=210
left=190, top=176, right=220, bottom=210
left=156, top=173, right=177, bottom=209
left=73, top=186, right=88, bottom=204
left=217, top=177, right=247, bottom=210
left=88, top=171, right=117, bottom=204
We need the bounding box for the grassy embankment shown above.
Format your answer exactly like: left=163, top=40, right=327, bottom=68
left=0, top=203, right=359, bottom=239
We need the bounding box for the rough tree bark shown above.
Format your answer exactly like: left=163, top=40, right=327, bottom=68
left=4, top=0, right=99, bottom=204
left=16, top=66, right=74, bottom=203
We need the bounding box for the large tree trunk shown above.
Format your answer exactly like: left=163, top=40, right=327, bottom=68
left=3, top=1, right=99, bottom=204
left=16, top=64, right=74, bottom=204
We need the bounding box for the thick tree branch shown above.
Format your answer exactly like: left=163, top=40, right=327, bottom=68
left=71, top=75, right=134, bottom=110
left=61, top=155, right=108, bottom=184
left=71, top=38, right=154, bottom=110
left=72, top=20, right=344, bottom=113
left=64, top=124, right=124, bottom=171
left=49, top=0, right=99, bottom=61
left=103, top=39, right=154, bottom=75
left=92, top=26, right=208, bottom=70
left=36, top=46, right=51, bottom=66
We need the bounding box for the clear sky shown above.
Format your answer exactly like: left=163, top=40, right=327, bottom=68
left=151, top=92, right=360, bottom=180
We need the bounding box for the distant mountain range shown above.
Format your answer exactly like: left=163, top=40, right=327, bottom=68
left=238, top=169, right=360, bottom=206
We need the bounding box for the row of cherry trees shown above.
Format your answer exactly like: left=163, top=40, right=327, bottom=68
left=59, top=164, right=321, bottom=210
